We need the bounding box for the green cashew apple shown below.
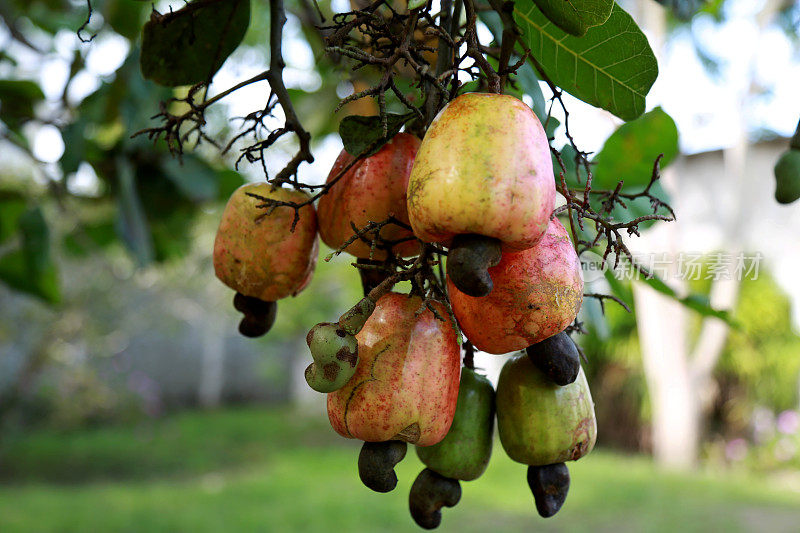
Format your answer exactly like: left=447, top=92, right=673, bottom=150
left=214, top=183, right=318, bottom=336
left=416, top=367, right=495, bottom=481
left=449, top=218, right=583, bottom=354
left=497, top=354, right=596, bottom=466
left=774, top=149, right=800, bottom=204
left=496, top=354, right=596, bottom=518
left=318, top=133, right=421, bottom=259
left=327, top=293, right=461, bottom=446
left=407, top=93, right=555, bottom=297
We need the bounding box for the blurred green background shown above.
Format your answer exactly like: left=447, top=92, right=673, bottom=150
left=2, top=0, right=800, bottom=531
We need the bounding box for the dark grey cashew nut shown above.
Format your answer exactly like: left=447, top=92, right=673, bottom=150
left=526, top=331, right=581, bottom=386
left=408, top=468, right=462, bottom=529
left=358, top=440, right=407, bottom=493
left=527, top=463, right=570, bottom=518
left=233, top=293, right=277, bottom=338
left=446, top=234, right=502, bottom=297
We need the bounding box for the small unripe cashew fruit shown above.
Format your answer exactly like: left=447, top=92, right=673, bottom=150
left=526, top=331, right=581, bottom=386
left=358, top=440, right=408, bottom=493
left=408, top=468, right=462, bottom=529
left=774, top=149, right=800, bottom=205
left=305, top=323, right=359, bottom=393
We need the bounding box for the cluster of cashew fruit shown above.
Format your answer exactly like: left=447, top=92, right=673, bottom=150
left=212, top=92, right=596, bottom=527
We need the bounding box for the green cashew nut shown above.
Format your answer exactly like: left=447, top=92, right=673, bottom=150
left=304, top=322, right=359, bottom=393
left=338, top=297, right=376, bottom=335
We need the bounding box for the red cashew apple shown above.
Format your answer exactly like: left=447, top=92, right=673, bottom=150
left=407, top=92, right=555, bottom=250
left=448, top=218, right=583, bottom=354
left=213, top=183, right=318, bottom=302
left=327, top=292, right=461, bottom=446
left=318, top=133, right=421, bottom=259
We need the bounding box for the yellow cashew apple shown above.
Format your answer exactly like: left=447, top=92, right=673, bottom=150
left=213, top=183, right=318, bottom=302
left=407, top=93, right=555, bottom=252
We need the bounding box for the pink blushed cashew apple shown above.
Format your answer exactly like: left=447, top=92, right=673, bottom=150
left=213, top=183, right=318, bottom=336
left=327, top=292, right=461, bottom=446
left=448, top=218, right=583, bottom=354
left=407, top=92, right=556, bottom=297
left=318, top=133, right=421, bottom=260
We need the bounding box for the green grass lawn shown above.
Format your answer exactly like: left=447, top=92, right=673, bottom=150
left=1, top=407, right=799, bottom=532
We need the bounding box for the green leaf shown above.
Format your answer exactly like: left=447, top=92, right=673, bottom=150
left=0, top=192, right=27, bottom=244
left=515, top=2, right=658, bottom=120
left=102, top=0, right=148, bottom=40
left=607, top=181, right=671, bottom=231
left=532, top=0, right=613, bottom=36
left=0, top=205, right=60, bottom=303
left=408, top=0, right=428, bottom=9
left=593, top=107, right=679, bottom=190
left=339, top=113, right=409, bottom=157
left=216, top=169, right=246, bottom=201
left=0, top=79, right=45, bottom=129
left=140, top=0, right=251, bottom=87
left=63, top=221, right=118, bottom=257
left=639, top=273, right=738, bottom=327
left=514, top=61, right=547, bottom=122
left=0, top=250, right=61, bottom=304
left=476, top=10, right=547, bottom=122
left=115, top=157, right=154, bottom=266
left=18, top=207, right=50, bottom=274
left=552, top=143, right=589, bottom=187
left=160, top=154, right=219, bottom=202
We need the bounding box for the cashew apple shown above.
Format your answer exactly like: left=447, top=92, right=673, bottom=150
left=774, top=149, right=800, bottom=204
left=327, top=293, right=461, bottom=446
left=496, top=353, right=596, bottom=467
left=416, top=367, right=494, bottom=481
left=318, top=133, right=421, bottom=259
left=407, top=93, right=555, bottom=296
left=214, top=183, right=318, bottom=301
left=448, top=217, right=583, bottom=354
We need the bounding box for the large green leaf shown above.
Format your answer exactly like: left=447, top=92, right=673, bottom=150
left=593, top=107, right=679, bottom=189
left=140, top=0, right=251, bottom=87
left=515, top=2, right=658, bottom=120
left=532, top=0, right=613, bottom=36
